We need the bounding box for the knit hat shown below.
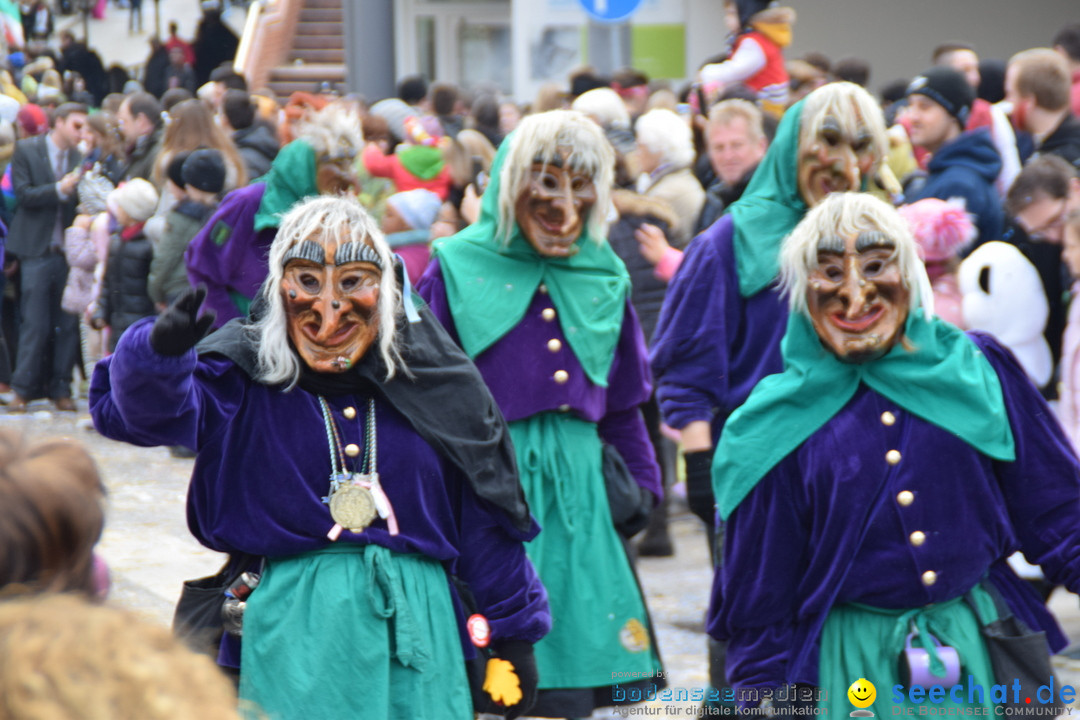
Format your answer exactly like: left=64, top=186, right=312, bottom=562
left=897, top=197, right=976, bottom=263
left=16, top=103, right=47, bottom=136
left=166, top=151, right=191, bottom=189
left=906, top=66, right=975, bottom=128
left=181, top=148, right=226, bottom=194
left=387, top=189, right=442, bottom=231
left=108, top=179, right=158, bottom=223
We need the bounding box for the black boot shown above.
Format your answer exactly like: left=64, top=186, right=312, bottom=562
left=637, top=491, right=674, bottom=556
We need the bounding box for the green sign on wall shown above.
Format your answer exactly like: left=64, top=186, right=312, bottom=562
left=631, top=24, right=685, bottom=80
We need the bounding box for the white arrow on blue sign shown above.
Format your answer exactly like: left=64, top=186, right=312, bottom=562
left=579, top=0, right=642, bottom=23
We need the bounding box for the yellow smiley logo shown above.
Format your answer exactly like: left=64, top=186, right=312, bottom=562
left=848, top=678, right=876, bottom=708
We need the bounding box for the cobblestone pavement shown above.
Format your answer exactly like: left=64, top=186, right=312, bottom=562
left=9, top=405, right=1080, bottom=718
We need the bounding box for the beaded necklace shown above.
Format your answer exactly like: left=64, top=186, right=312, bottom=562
left=318, top=396, right=399, bottom=541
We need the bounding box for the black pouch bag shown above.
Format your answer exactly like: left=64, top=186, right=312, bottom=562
left=967, top=583, right=1063, bottom=714
left=602, top=443, right=651, bottom=538
left=172, top=553, right=257, bottom=657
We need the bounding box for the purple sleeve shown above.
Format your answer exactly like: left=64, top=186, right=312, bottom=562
left=88, top=318, right=242, bottom=448
left=454, top=486, right=551, bottom=644
left=415, top=259, right=460, bottom=343
left=976, top=333, right=1080, bottom=597
left=649, top=217, right=736, bottom=431
left=707, top=453, right=808, bottom=694
left=598, top=301, right=661, bottom=499
left=650, top=214, right=788, bottom=442
left=184, top=185, right=268, bottom=328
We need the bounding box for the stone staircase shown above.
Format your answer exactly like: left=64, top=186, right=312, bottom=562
left=237, top=0, right=346, bottom=98
left=265, top=0, right=345, bottom=97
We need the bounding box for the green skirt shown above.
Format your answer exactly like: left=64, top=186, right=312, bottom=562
left=818, top=586, right=999, bottom=716
left=239, top=544, right=472, bottom=720
left=510, top=412, right=662, bottom=689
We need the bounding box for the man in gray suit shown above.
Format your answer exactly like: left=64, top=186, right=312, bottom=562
left=7, top=102, right=87, bottom=412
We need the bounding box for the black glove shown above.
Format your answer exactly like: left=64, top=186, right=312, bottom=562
left=150, top=285, right=216, bottom=356
left=684, top=448, right=716, bottom=529
left=473, top=640, right=538, bottom=719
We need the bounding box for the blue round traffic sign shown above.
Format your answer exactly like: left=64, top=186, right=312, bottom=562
left=579, top=0, right=642, bottom=23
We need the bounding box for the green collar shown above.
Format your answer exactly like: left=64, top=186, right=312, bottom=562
left=430, top=131, right=629, bottom=386
left=713, top=309, right=1016, bottom=519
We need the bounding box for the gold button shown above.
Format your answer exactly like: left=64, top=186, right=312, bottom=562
left=922, top=570, right=937, bottom=586
left=343, top=406, right=357, bottom=420
left=547, top=339, right=562, bottom=353
left=539, top=284, right=548, bottom=294
left=344, top=443, right=361, bottom=457
left=910, top=531, right=926, bottom=547
left=881, top=411, right=896, bottom=426
left=553, top=370, right=569, bottom=384
left=886, top=449, right=901, bottom=465
left=542, top=307, right=556, bottom=321
left=897, top=490, right=914, bottom=506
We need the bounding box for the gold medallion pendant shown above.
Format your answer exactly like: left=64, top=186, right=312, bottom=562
left=329, top=482, right=377, bottom=532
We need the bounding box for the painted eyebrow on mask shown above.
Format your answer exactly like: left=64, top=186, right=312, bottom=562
left=282, top=240, right=326, bottom=267
left=533, top=153, right=565, bottom=168
left=855, top=231, right=895, bottom=252
left=816, top=235, right=846, bottom=254
left=334, top=241, right=383, bottom=268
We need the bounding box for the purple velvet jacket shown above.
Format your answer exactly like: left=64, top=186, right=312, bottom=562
left=185, top=183, right=276, bottom=329
left=418, top=259, right=662, bottom=500
left=709, top=333, right=1080, bottom=691
left=88, top=318, right=550, bottom=645
left=650, top=214, right=788, bottom=443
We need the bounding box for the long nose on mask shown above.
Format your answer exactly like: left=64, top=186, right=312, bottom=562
left=831, top=146, right=861, bottom=191
left=310, top=286, right=350, bottom=343
left=547, top=181, right=580, bottom=236
left=838, top=255, right=874, bottom=318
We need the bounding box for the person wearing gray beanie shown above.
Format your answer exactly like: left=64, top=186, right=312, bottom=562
left=904, top=65, right=1004, bottom=250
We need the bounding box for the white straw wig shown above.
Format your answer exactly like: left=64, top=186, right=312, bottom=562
left=799, top=81, right=888, bottom=178
left=496, top=109, right=614, bottom=246
left=251, top=195, right=404, bottom=387
left=779, top=192, right=934, bottom=320
left=294, top=101, right=363, bottom=161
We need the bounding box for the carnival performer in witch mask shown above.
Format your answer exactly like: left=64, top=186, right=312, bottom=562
left=90, top=196, right=551, bottom=720
left=649, top=82, right=887, bottom=709
left=186, top=102, right=366, bottom=330
left=709, top=192, right=1080, bottom=716
left=417, top=110, right=665, bottom=718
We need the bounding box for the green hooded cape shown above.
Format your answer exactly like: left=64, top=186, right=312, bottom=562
left=713, top=308, right=1016, bottom=520
left=253, top=139, right=319, bottom=233
left=728, top=98, right=809, bottom=298
left=430, top=130, right=630, bottom=387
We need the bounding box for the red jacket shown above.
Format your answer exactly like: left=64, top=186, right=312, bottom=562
left=362, top=144, right=453, bottom=200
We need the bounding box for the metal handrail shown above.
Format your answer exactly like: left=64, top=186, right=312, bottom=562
left=233, top=0, right=266, bottom=77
